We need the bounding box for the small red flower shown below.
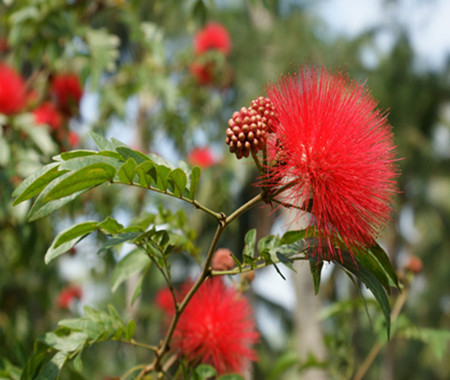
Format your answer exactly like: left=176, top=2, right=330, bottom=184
left=160, top=278, right=259, bottom=374
left=190, top=61, right=214, bottom=85
left=0, top=63, right=26, bottom=115
left=211, top=248, right=236, bottom=271
left=194, top=22, right=231, bottom=56
left=405, top=256, right=423, bottom=274
left=187, top=146, right=217, bottom=168
left=67, top=131, right=80, bottom=147
left=264, top=67, right=398, bottom=260
left=57, top=285, right=82, bottom=310
left=50, top=73, right=83, bottom=115
left=33, top=102, right=63, bottom=131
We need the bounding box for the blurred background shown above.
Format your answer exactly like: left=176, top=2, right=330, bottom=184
left=1, top=0, right=449, bottom=379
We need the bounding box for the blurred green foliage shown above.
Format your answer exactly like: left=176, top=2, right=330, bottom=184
left=1, top=0, right=449, bottom=379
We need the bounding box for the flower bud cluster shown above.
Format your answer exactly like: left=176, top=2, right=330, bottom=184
left=250, top=96, right=279, bottom=133
left=225, top=107, right=268, bottom=159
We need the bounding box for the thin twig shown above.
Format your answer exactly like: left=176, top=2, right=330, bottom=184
left=352, top=282, right=410, bottom=380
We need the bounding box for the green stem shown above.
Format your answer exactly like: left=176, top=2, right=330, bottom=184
left=120, top=364, right=146, bottom=380
left=112, top=180, right=222, bottom=220
left=211, top=252, right=308, bottom=276
left=352, top=281, right=410, bottom=380
left=136, top=193, right=265, bottom=378
left=225, top=193, right=264, bottom=224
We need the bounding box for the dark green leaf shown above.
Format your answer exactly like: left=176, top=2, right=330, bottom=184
left=42, top=163, right=116, bottom=203
left=369, top=243, right=400, bottom=289
left=339, top=253, right=392, bottom=338
left=97, top=232, right=141, bottom=254
left=116, top=146, right=150, bottom=164
left=35, top=352, right=68, bottom=380
left=309, top=259, right=323, bottom=295
left=357, top=252, right=391, bottom=294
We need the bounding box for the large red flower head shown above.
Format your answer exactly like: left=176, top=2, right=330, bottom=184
left=33, top=102, right=63, bottom=131
left=160, top=278, right=259, bottom=374
left=265, top=67, right=398, bottom=260
left=0, top=63, right=27, bottom=115
left=50, top=73, right=83, bottom=115
left=194, top=22, right=231, bottom=56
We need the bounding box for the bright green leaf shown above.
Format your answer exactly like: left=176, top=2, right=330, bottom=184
left=168, top=168, right=187, bottom=197
left=117, top=158, right=137, bottom=184
left=189, top=166, right=201, bottom=199
left=53, top=222, right=99, bottom=249
left=12, top=163, right=66, bottom=205
left=42, top=163, right=116, bottom=203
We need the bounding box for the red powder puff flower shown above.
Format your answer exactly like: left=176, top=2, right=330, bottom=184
left=0, top=63, right=27, bottom=115
left=194, top=22, right=231, bottom=56
left=162, top=278, right=259, bottom=374
left=57, top=285, right=82, bottom=310
left=50, top=73, right=83, bottom=115
left=265, top=67, right=398, bottom=260
left=33, top=102, right=63, bottom=131
left=187, top=146, right=217, bottom=168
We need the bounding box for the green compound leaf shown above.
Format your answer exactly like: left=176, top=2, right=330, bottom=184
left=12, top=163, right=67, bottom=205
left=42, top=163, right=116, bottom=203
left=53, top=222, right=99, bottom=249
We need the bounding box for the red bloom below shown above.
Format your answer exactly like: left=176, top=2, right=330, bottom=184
left=187, top=147, right=217, bottom=168
left=194, top=22, right=231, bottom=56
left=57, top=285, right=82, bottom=310
left=51, top=73, right=83, bottom=115
left=160, top=278, right=259, bottom=374
left=33, top=102, right=63, bottom=131
left=265, top=67, right=398, bottom=260
left=0, top=63, right=26, bottom=115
